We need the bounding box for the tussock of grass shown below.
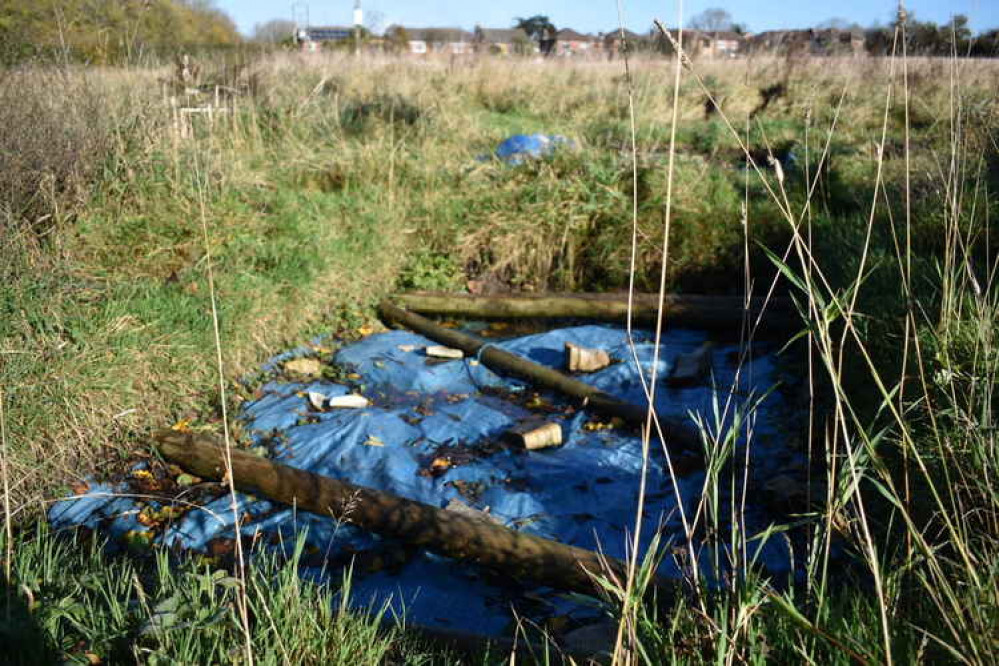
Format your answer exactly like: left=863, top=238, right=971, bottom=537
left=0, top=525, right=445, bottom=665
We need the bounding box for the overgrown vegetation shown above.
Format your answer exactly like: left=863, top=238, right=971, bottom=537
left=1, top=42, right=997, bottom=663
left=0, top=0, right=240, bottom=64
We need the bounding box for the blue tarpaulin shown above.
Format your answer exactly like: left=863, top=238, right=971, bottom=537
left=50, top=323, right=800, bottom=638
left=494, top=134, right=574, bottom=165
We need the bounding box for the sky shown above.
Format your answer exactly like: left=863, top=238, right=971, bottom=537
left=215, top=0, right=998, bottom=37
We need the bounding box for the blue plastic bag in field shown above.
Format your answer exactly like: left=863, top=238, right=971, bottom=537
left=495, top=133, right=573, bottom=164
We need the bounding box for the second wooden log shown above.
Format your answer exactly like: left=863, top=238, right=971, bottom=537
left=395, top=291, right=796, bottom=336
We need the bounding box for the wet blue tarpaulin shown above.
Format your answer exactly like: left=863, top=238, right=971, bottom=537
left=50, top=324, right=799, bottom=637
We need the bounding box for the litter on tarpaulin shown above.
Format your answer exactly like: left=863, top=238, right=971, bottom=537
left=425, top=345, right=464, bottom=359
left=328, top=394, right=370, bottom=409
left=667, top=341, right=714, bottom=387
left=510, top=421, right=563, bottom=450
left=565, top=342, right=611, bottom=373
left=50, top=322, right=803, bottom=641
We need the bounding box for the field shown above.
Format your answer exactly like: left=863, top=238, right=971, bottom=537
left=1, top=50, right=997, bottom=663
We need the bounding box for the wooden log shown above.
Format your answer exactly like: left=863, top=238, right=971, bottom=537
left=154, top=430, right=669, bottom=600
left=395, top=291, right=796, bottom=335
left=378, top=301, right=700, bottom=452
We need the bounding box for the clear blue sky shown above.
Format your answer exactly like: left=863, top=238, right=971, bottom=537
left=216, top=0, right=997, bottom=37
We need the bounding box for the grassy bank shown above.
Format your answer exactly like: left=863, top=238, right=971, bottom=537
left=2, top=52, right=997, bottom=663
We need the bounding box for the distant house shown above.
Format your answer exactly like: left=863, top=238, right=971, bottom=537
left=654, top=28, right=745, bottom=58
left=298, top=26, right=355, bottom=44
left=810, top=28, right=865, bottom=56
left=401, top=27, right=475, bottom=55
left=603, top=29, right=651, bottom=56
left=295, top=25, right=366, bottom=52
left=474, top=27, right=532, bottom=55
left=556, top=28, right=601, bottom=56
left=749, top=29, right=863, bottom=56
left=697, top=30, right=745, bottom=57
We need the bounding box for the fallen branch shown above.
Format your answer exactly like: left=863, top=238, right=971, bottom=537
left=378, top=301, right=700, bottom=451
left=155, top=430, right=672, bottom=601
left=395, top=291, right=796, bottom=336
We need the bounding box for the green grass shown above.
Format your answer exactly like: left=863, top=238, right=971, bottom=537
left=0, top=525, right=449, bottom=665
left=1, top=51, right=998, bottom=663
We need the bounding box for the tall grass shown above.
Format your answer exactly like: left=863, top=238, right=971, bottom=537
left=600, top=18, right=999, bottom=666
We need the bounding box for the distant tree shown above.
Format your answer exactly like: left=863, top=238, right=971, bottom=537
left=252, top=19, right=295, bottom=44
left=513, top=15, right=555, bottom=42
left=864, top=23, right=895, bottom=55
left=0, top=0, right=241, bottom=63
left=364, top=9, right=387, bottom=37
left=512, top=34, right=534, bottom=55
left=970, top=28, right=999, bottom=57
left=946, top=14, right=972, bottom=54
left=688, top=8, right=733, bottom=32
left=384, top=25, right=410, bottom=53
left=816, top=18, right=862, bottom=32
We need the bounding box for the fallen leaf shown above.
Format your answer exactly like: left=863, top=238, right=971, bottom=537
left=176, top=474, right=199, bottom=487
left=136, top=510, right=159, bottom=528
left=84, top=652, right=102, bottom=665
left=170, top=420, right=191, bottom=432
left=71, top=481, right=90, bottom=495
left=358, top=325, right=374, bottom=337
left=124, top=530, right=154, bottom=550
left=209, top=538, right=235, bottom=557
left=284, top=357, right=322, bottom=377
left=363, top=435, right=384, bottom=447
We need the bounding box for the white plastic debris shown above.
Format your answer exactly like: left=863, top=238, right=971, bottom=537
left=327, top=394, right=371, bottom=409
left=425, top=345, right=464, bottom=360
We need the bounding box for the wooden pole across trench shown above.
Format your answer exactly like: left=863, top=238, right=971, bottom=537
left=378, top=300, right=701, bottom=452
left=394, top=291, right=796, bottom=336
left=154, top=430, right=674, bottom=601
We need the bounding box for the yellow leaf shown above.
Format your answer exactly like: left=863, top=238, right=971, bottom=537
left=171, top=419, right=191, bottom=432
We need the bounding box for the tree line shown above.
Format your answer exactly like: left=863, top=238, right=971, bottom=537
left=0, top=0, right=241, bottom=65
